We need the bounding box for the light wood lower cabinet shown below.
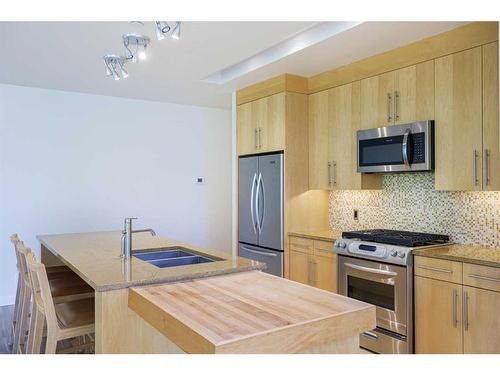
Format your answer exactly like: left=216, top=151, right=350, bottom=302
left=415, top=276, right=463, bottom=354
left=415, top=257, right=500, bottom=354
left=288, top=236, right=337, bottom=292
left=463, top=286, right=500, bottom=353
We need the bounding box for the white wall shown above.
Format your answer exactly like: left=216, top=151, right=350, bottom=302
left=0, top=84, right=232, bottom=305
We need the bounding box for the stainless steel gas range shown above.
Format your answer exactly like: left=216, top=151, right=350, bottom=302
left=334, top=229, right=451, bottom=354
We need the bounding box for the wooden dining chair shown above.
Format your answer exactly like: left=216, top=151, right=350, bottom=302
left=9, top=234, right=22, bottom=353
left=25, top=250, right=95, bottom=354
left=10, top=235, right=94, bottom=353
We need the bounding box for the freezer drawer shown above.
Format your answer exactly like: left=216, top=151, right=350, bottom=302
left=239, top=243, right=283, bottom=277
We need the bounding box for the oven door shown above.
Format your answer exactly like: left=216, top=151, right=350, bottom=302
left=338, top=255, right=407, bottom=336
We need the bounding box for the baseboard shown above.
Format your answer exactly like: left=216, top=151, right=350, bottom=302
left=0, top=295, right=15, bottom=307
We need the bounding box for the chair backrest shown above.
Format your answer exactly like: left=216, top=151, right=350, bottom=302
left=10, top=234, right=21, bottom=273
left=12, top=237, right=31, bottom=289
left=25, top=249, right=57, bottom=331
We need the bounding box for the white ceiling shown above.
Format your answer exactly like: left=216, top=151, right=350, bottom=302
left=0, top=21, right=467, bottom=109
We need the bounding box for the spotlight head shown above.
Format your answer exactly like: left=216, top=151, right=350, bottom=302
left=171, top=22, right=181, bottom=40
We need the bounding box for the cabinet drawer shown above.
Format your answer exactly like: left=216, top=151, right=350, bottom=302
left=414, top=256, right=462, bottom=284
left=313, top=240, right=335, bottom=258
left=288, top=236, right=313, bottom=254
left=463, top=263, right=500, bottom=293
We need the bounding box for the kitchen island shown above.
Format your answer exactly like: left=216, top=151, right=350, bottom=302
left=38, top=231, right=375, bottom=354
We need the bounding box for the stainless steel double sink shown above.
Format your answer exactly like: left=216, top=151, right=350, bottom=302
left=133, top=247, right=222, bottom=268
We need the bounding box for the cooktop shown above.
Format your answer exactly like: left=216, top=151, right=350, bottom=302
left=341, top=229, right=450, bottom=247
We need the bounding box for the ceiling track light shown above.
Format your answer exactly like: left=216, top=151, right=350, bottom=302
left=103, top=54, right=129, bottom=80
left=155, top=21, right=170, bottom=40
left=104, top=22, right=182, bottom=80
left=122, top=33, right=150, bottom=63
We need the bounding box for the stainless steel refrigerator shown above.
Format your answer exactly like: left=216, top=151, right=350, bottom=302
left=238, top=152, right=283, bottom=277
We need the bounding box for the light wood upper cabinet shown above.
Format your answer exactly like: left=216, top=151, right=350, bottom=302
left=309, top=82, right=382, bottom=190
left=236, top=92, right=285, bottom=155
left=360, top=71, right=394, bottom=129
left=435, top=47, right=483, bottom=191
left=308, top=90, right=330, bottom=189
left=360, top=61, right=435, bottom=129
left=393, top=60, right=435, bottom=125
left=482, top=42, right=499, bottom=191
left=415, top=276, right=463, bottom=354
left=463, top=286, right=500, bottom=353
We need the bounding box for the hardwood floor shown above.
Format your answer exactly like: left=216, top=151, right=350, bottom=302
left=0, top=305, right=14, bottom=354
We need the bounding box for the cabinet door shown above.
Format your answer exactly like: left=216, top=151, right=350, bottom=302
left=237, top=102, right=256, bottom=155
left=312, top=254, right=337, bottom=292
left=329, top=82, right=360, bottom=190
left=435, top=47, right=483, bottom=191
left=308, top=90, right=331, bottom=189
left=259, top=93, right=285, bottom=153
left=393, top=60, right=435, bottom=125
left=482, top=42, right=499, bottom=191
left=415, top=276, right=463, bottom=353
left=463, top=286, right=500, bottom=353
left=360, top=71, right=394, bottom=129
left=289, top=250, right=309, bottom=285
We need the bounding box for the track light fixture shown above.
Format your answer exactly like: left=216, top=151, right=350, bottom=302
left=104, top=22, right=182, bottom=80
left=171, top=22, right=181, bottom=40
left=103, top=55, right=129, bottom=80
left=155, top=21, right=171, bottom=40
left=123, top=33, right=150, bottom=63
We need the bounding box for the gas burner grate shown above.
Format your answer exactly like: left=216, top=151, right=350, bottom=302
left=342, top=229, right=450, bottom=247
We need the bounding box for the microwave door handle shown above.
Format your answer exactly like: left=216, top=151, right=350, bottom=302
left=402, top=129, right=411, bottom=169
left=344, top=262, right=398, bottom=277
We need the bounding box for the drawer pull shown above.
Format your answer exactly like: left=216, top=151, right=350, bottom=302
left=417, top=265, right=453, bottom=274
left=468, top=274, right=500, bottom=283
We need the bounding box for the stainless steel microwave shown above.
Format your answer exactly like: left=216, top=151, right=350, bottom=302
left=357, top=120, right=434, bottom=173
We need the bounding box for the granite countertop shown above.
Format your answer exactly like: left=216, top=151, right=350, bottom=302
left=288, top=229, right=342, bottom=242
left=413, top=244, right=500, bottom=268
left=37, top=231, right=264, bottom=292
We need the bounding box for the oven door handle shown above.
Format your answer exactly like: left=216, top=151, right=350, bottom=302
left=344, top=262, right=398, bottom=277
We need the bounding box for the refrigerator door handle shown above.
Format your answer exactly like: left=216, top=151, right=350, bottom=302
left=250, top=172, right=258, bottom=234
left=259, top=173, right=265, bottom=233
left=255, top=172, right=262, bottom=234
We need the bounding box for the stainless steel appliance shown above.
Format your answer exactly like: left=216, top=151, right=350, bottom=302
left=334, top=229, right=450, bottom=354
left=238, top=152, right=283, bottom=277
left=357, top=120, right=434, bottom=173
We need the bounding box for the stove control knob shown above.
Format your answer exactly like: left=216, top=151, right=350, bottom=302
left=336, top=241, right=346, bottom=249
left=390, top=250, right=398, bottom=257
left=397, top=251, right=406, bottom=258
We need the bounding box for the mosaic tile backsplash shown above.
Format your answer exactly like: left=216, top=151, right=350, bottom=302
left=329, top=173, right=500, bottom=248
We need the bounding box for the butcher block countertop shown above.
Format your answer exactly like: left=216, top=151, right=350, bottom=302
left=128, top=271, right=376, bottom=354
left=37, top=231, right=264, bottom=291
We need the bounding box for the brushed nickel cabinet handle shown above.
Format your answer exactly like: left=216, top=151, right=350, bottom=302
left=484, top=149, right=491, bottom=186
left=417, top=265, right=453, bottom=274
left=452, top=289, right=458, bottom=328
left=469, top=273, right=500, bottom=283
left=258, top=127, right=262, bottom=149
left=307, top=259, right=312, bottom=284
left=327, top=161, right=332, bottom=186
left=473, top=150, right=479, bottom=186
left=311, top=260, right=317, bottom=285
left=254, top=128, right=258, bottom=149
left=464, top=290, right=469, bottom=331
left=386, top=93, right=392, bottom=123
left=332, top=161, right=337, bottom=185
left=394, top=91, right=399, bottom=121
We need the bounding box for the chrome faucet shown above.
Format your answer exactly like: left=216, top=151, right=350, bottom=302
left=121, top=217, right=157, bottom=259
